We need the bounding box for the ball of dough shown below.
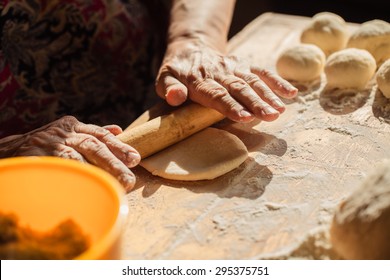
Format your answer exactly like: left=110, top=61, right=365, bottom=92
left=301, top=12, right=349, bottom=55
left=276, top=44, right=326, bottom=82
left=330, top=159, right=390, bottom=259
left=347, top=19, right=390, bottom=67
left=376, top=59, right=390, bottom=98
left=324, top=48, right=376, bottom=90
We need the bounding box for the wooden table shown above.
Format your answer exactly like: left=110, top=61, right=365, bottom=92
left=122, top=13, right=390, bottom=259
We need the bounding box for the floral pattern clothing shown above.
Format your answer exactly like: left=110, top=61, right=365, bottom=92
left=0, top=0, right=170, bottom=138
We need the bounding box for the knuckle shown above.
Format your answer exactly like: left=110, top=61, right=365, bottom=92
left=187, top=70, right=200, bottom=84
left=194, top=80, right=228, bottom=100
left=229, top=79, right=247, bottom=91
left=259, top=68, right=273, bottom=78
left=210, top=87, right=230, bottom=101
left=79, top=136, right=101, bottom=151
left=58, top=115, right=78, bottom=124
left=57, top=148, right=83, bottom=161
left=226, top=55, right=239, bottom=63
left=242, top=73, right=260, bottom=85
left=193, top=79, right=229, bottom=102
left=56, top=115, right=79, bottom=131
left=95, top=128, right=112, bottom=140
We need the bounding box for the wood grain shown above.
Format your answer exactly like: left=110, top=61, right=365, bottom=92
left=122, top=13, right=390, bottom=259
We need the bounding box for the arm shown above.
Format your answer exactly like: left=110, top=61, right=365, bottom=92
left=167, top=0, right=235, bottom=51
left=156, top=0, right=298, bottom=123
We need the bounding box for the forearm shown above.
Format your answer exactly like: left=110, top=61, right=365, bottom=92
left=168, top=0, right=236, bottom=52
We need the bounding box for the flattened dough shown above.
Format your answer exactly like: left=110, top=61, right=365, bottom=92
left=140, top=127, right=248, bottom=181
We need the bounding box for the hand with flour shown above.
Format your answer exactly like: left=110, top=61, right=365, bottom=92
left=156, top=0, right=298, bottom=123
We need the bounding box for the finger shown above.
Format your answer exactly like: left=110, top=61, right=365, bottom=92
left=156, top=71, right=188, bottom=106
left=251, top=67, right=298, bottom=99
left=74, top=123, right=140, bottom=168
left=66, top=134, right=137, bottom=192
left=216, top=75, right=280, bottom=122
left=189, top=78, right=255, bottom=123
left=234, top=72, right=286, bottom=114
left=103, top=125, right=123, bottom=136
left=53, top=144, right=87, bottom=162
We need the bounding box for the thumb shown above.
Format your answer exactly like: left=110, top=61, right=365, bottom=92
left=156, top=73, right=188, bottom=106
left=103, top=124, right=123, bottom=136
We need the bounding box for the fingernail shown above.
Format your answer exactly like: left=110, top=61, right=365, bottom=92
left=285, top=85, right=298, bottom=96
left=239, top=110, right=253, bottom=118
left=263, top=107, right=279, bottom=115
left=126, top=151, right=141, bottom=167
left=118, top=173, right=136, bottom=192
left=165, top=88, right=187, bottom=106
left=290, top=86, right=298, bottom=95
left=275, top=100, right=285, bottom=108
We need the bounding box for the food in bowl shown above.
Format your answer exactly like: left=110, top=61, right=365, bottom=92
left=0, top=212, right=90, bottom=260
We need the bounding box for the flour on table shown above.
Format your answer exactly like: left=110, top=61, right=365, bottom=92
left=256, top=201, right=342, bottom=260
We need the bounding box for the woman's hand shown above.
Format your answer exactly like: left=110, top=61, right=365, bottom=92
left=0, top=116, right=140, bottom=192
left=156, top=40, right=298, bottom=123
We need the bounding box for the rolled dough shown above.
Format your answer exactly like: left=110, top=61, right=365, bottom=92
left=140, top=127, right=248, bottom=181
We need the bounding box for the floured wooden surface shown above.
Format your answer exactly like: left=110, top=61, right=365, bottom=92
left=123, top=13, right=390, bottom=259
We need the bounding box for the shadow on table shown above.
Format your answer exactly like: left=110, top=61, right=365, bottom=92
left=319, top=87, right=371, bottom=115
left=134, top=157, right=272, bottom=200
left=372, top=88, right=390, bottom=124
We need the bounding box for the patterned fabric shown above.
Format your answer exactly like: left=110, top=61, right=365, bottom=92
left=0, top=0, right=170, bottom=137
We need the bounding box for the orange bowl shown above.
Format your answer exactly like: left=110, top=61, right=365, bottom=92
left=0, top=156, right=128, bottom=259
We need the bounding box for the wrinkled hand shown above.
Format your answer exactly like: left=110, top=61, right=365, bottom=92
left=156, top=40, right=298, bottom=122
left=0, top=116, right=140, bottom=192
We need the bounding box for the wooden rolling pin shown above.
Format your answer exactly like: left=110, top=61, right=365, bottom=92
left=117, top=103, right=225, bottom=159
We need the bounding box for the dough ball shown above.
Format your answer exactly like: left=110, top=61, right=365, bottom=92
left=324, top=48, right=376, bottom=90
left=330, top=159, right=390, bottom=259
left=376, top=59, right=390, bottom=98
left=140, top=127, right=248, bottom=181
left=276, top=44, right=326, bottom=82
left=347, top=19, right=390, bottom=67
left=300, top=12, right=349, bottom=55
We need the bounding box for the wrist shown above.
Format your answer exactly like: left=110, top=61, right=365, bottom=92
left=168, top=0, right=234, bottom=53
left=0, top=134, right=24, bottom=158
left=167, top=34, right=227, bottom=55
